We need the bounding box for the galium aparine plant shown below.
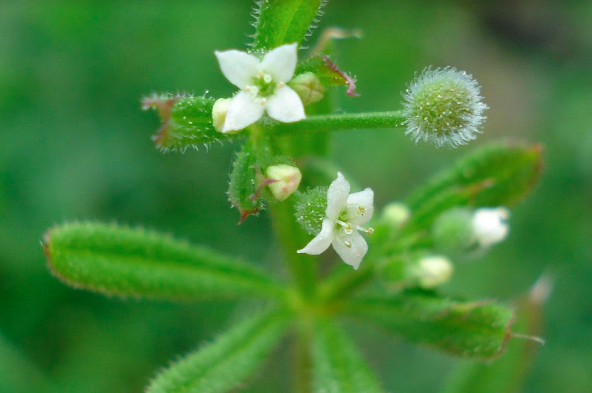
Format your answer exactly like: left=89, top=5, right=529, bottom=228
left=42, top=1, right=545, bottom=393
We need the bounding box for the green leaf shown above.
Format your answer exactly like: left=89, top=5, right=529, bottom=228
left=441, top=278, right=549, bottom=393
left=313, top=319, right=385, bottom=393
left=142, top=94, right=235, bottom=152
left=295, top=54, right=357, bottom=95
left=251, top=0, right=326, bottom=51
left=344, top=291, right=515, bottom=359
left=147, top=308, right=290, bottom=393
left=43, top=222, right=284, bottom=301
left=405, top=142, right=543, bottom=230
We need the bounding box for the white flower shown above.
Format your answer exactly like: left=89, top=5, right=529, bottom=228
left=472, top=207, right=510, bottom=247
left=215, top=43, right=305, bottom=133
left=297, top=173, right=374, bottom=270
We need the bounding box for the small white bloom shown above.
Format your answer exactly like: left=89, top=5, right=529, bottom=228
left=472, top=207, right=510, bottom=247
left=297, top=173, right=374, bottom=270
left=215, top=43, right=305, bottom=133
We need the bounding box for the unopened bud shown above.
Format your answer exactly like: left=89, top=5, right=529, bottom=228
left=289, top=72, right=326, bottom=106
left=212, top=98, right=233, bottom=133
left=472, top=207, right=510, bottom=247
left=415, top=255, right=454, bottom=289
left=381, top=202, right=410, bottom=227
left=432, top=207, right=475, bottom=255
left=266, top=164, right=302, bottom=201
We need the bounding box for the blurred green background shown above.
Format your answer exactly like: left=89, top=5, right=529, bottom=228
left=1, top=1, right=590, bottom=392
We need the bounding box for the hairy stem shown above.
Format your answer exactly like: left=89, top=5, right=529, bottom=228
left=272, top=110, right=406, bottom=136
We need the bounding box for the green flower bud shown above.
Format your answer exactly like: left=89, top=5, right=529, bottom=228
left=381, top=202, right=410, bottom=228
left=288, top=72, right=326, bottom=106
left=294, top=187, right=328, bottom=235
left=381, top=254, right=453, bottom=290
left=402, top=67, right=488, bottom=148
left=432, top=207, right=475, bottom=255
left=266, top=164, right=302, bottom=201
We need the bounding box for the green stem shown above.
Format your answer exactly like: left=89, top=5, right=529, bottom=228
left=273, top=110, right=406, bottom=136
left=269, top=202, right=318, bottom=300
left=293, top=317, right=314, bottom=393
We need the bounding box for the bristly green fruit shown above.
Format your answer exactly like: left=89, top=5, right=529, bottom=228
left=142, top=94, right=235, bottom=152
left=402, top=67, right=488, bottom=148
left=432, top=207, right=476, bottom=255
left=294, top=186, right=328, bottom=235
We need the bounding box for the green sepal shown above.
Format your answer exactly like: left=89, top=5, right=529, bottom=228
left=405, top=141, right=543, bottom=231
left=43, top=222, right=284, bottom=301
left=313, top=319, right=385, bottom=393
left=147, top=308, right=291, bottom=393
left=344, top=291, right=515, bottom=359
left=296, top=54, right=357, bottom=96
left=251, top=0, right=326, bottom=51
left=228, top=136, right=274, bottom=223
left=142, top=94, right=235, bottom=152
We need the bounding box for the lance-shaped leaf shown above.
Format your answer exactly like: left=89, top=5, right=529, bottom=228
left=251, top=0, right=327, bottom=50
left=43, top=222, right=284, bottom=300
left=295, top=55, right=357, bottom=96
left=405, top=142, right=543, bottom=230
left=441, top=277, right=549, bottom=393
left=344, top=291, right=514, bottom=359
left=313, top=319, right=385, bottom=393
left=142, top=94, right=236, bottom=152
left=147, top=309, right=290, bottom=393
left=228, top=136, right=274, bottom=223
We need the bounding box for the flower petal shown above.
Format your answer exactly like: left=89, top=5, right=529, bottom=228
left=261, top=43, right=298, bottom=82
left=215, top=50, right=260, bottom=88
left=265, top=86, right=305, bottom=123
left=332, top=231, right=368, bottom=270
left=222, top=91, right=265, bottom=132
left=297, top=219, right=334, bottom=255
left=345, top=188, right=374, bottom=226
left=325, top=172, right=350, bottom=221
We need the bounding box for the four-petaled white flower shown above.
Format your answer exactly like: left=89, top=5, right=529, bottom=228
left=297, top=173, right=374, bottom=270
left=215, top=43, right=305, bottom=133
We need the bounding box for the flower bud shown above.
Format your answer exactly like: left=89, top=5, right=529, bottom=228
left=432, top=207, right=475, bottom=255
left=381, top=202, right=410, bottom=228
left=415, top=255, right=454, bottom=289
left=402, top=67, right=488, bottom=148
left=266, top=164, right=302, bottom=201
left=472, top=207, right=510, bottom=247
left=288, top=72, right=326, bottom=106
left=212, top=98, right=233, bottom=133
